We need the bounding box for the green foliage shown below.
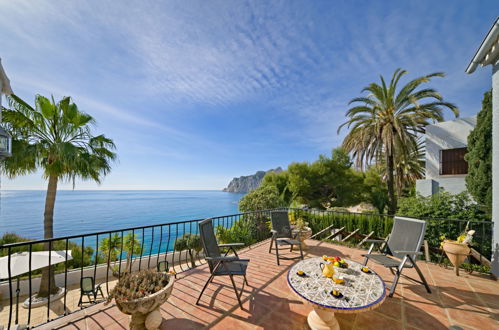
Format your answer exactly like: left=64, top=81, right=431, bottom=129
left=0, top=233, right=94, bottom=276
left=397, top=191, right=492, bottom=259
left=465, top=90, right=492, bottom=214
left=174, top=233, right=202, bottom=267
left=2, top=94, right=117, bottom=183
left=397, top=191, right=487, bottom=221
left=70, top=245, right=95, bottom=269
left=99, top=233, right=142, bottom=273
left=239, top=185, right=286, bottom=212
left=216, top=219, right=258, bottom=247
left=261, top=148, right=365, bottom=210
left=290, top=209, right=393, bottom=240
left=363, top=167, right=388, bottom=214
left=261, top=171, right=292, bottom=204
left=288, top=148, right=365, bottom=209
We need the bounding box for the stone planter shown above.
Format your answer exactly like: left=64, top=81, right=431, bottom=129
left=115, top=274, right=175, bottom=330
left=442, top=240, right=470, bottom=276
left=293, top=226, right=313, bottom=250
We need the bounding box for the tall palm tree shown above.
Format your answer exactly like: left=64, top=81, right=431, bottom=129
left=1, top=94, right=116, bottom=297
left=377, top=137, right=425, bottom=196
left=394, top=137, right=425, bottom=196
left=338, top=69, right=458, bottom=214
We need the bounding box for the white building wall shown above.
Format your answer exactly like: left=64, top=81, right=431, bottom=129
left=417, top=116, right=476, bottom=195
left=491, top=62, right=499, bottom=277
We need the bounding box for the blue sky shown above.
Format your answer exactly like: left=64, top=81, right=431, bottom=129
left=0, top=1, right=497, bottom=190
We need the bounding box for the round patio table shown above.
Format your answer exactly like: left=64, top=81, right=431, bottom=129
left=287, top=257, right=386, bottom=330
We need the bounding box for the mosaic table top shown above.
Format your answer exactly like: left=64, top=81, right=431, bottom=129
left=287, top=257, right=386, bottom=312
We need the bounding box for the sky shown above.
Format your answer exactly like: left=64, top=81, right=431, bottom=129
left=0, top=0, right=497, bottom=190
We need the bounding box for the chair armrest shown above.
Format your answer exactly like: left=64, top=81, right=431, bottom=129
left=271, top=229, right=278, bottom=234
left=205, top=256, right=239, bottom=262
left=362, top=253, right=383, bottom=258
left=394, top=251, right=423, bottom=255
left=365, top=239, right=385, bottom=244
left=218, top=243, right=245, bottom=247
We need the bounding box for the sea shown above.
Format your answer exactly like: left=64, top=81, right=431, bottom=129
left=0, top=190, right=245, bottom=241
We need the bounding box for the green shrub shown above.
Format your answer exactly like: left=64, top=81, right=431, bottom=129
left=397, top=191, right=492, bottom=259
left=239, top=186, right=286, bottom=212
left=216, top=217, right=260, bottom=247
left=174, top=233, right=202, bottom=268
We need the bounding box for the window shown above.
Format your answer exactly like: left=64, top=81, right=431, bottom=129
left=440, top=148, right=468, bottom=175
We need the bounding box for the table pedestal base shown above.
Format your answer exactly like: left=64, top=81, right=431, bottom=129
left=307, top=308, right=340, bottom=330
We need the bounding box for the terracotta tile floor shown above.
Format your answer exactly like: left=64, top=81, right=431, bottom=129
left=39, top=239, right=499, bottom=330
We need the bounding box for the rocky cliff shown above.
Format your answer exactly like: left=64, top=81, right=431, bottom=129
left=223, top=167, right=283, bottom=193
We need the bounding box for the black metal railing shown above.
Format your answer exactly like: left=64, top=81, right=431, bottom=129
left=0, top=209, right=275, bottom=329
left=290, top=208, right=494, bottom=264
left=0, top=207, right=493, bottom=328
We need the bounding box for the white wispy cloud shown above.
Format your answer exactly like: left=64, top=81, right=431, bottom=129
left=0, top=0, right=495, bottom=160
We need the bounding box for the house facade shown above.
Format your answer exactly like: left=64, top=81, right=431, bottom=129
left=416, top=116, right=476, bottom=196
left=466, top=16, right=498, bottom=277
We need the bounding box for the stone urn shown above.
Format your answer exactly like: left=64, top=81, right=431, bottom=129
left=115, top=274, right=175, bottom=330
left=442, top=240, right=470, bottom=276
left=293, top=226, right=313, bottom=250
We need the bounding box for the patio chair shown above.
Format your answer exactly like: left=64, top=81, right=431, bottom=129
left=157, top=260, right=177, bottom=278
left=362, top=216, right=431, bottom=297
left=78, top=276, right=104, bottom=306
left=269, top=211, right=304, bottom=265
left=196, top=218, right=249, bottom=308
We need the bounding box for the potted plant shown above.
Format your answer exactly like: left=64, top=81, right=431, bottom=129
left=105, top=269, right=175, bottom=330
left=174, top=233, right=202, bottom=268
left=441, top=227, right=475, bottom=276
left=292, top=217, right=312, bottom=250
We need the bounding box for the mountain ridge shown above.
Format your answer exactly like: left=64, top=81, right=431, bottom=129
left=223, top=167, right=283, bottom=193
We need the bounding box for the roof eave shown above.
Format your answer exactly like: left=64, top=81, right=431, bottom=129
left=466, top=17, right=499, bottom=74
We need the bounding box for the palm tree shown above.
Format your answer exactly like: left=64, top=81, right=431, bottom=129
left=338, top=69, right=458, bottom=214
left=1, top=94, right=116, bottom=297
left=394, top=138, right=425, bottom=196
left=100, top=232, right=141, bottom=276
left=376, top=138, right=425, bottom=196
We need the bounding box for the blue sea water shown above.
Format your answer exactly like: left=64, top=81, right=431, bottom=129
left=0, top=190, right=244, bottom=240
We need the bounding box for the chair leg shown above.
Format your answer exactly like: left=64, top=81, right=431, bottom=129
left=243, top=274, right=249, bottom=286
left=196, top=273, right=215, bottom=305
left=229, top=275, right=243, bottom=308
left=409, top=256, right=432, bottom=294
left=389, top=269, right=401, bottom=297
left=78, top=294, right=82, bottom=307
left=389, top=256, right=408, bottom=297
left=363, top=243, right=375, bottom=266
left=290, top=244, right=293, bottom=252
left=275, top=241, right=280, bottom=266
left=299, top=242, right=304, bottom=260
left=268, top=236, right=274, bottom=253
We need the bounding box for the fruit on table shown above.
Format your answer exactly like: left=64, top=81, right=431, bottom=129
left=297, top=270, right=304, bottom=275
left=322, top=255, right=328, bottom=261
left=333, top=261, right=340, bottom=267
left=332, top=290, right=340, bottom=296
left=362, top=266, right=369, bottom=273
left=339, top=259, right=345, bottom=264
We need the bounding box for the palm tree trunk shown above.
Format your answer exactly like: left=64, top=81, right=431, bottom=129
left=38, top=175, right=59, bottom=298
left=386, top=150, right=397, bottom=215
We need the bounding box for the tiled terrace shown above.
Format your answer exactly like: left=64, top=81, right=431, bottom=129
left=41, top=239, right=499, bottom=330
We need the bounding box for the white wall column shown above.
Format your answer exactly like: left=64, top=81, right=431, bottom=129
left=492, top=62, right=499, bottom=277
